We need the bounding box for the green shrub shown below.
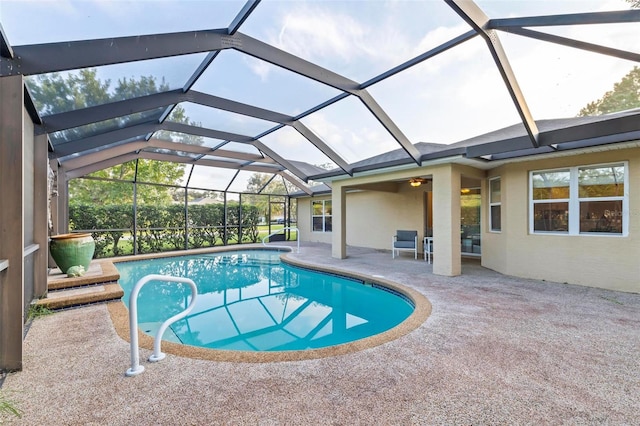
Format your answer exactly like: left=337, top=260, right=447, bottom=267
left=69, top=203, right=262, bottom=256
left=69, top=204, right=133, bottom=257
left=188, top=204, right=222, bottom=248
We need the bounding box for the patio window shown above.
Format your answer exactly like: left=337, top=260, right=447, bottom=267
left=489, top=177, right=501, bottom=232
left=312, top=200, right=332, bottom=232
left=530, top=163, right=627, bottom=236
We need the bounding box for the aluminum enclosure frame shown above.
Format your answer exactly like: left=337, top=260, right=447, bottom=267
left=0, top=1, right=639, bottom=191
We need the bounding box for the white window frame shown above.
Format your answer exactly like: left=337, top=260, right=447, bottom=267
left=311, top=199, right=332, bottom=233
left=529, top=162, right=628, bottom=236
left=530, top=168, right=571, bottom=235
left=489, top=177, right=501, bottom=232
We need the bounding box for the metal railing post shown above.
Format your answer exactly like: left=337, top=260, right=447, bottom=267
left=262, top=227, right=300, bottom=253
left=126, top=274, right=198, bottom=377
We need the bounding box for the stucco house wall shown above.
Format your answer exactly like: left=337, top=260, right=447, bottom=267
left=297, top=173, right=435, bottom=252
left=297, top=147, right=640, bottom=293
left=297, top=196, right=332, bottom=245
left=482, top=148, right=640, bottom=293
left=298, top=185, right=430, bottom=251
left=347, top=186, right=428, bottom=251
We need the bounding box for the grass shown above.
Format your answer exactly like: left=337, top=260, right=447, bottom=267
left=26, top=304, right=53, bottom=321
left=0, top=391, right=22, bottom=422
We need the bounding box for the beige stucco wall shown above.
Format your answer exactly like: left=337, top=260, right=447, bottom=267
left=297, top=195, right=332, bottom=245
left=297, top=163, right=483, bottom=260
left=298, top=164, right=442, bottom=250
left=482, top=148, right=640, bottom=293
left=298, top=185, right=429, bottom=249
left=347, top=186, right=428, bottom=250
left=298, top=148, right=640, bottom=293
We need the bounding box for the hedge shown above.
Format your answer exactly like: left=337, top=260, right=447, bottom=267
left=69, top=203, right=261, bottom=258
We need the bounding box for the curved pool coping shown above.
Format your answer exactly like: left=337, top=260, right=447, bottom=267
left=108, top=246, right=432, bottom=363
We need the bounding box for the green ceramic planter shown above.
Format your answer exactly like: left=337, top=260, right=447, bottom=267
left=49, top=233, right=95, bottom=274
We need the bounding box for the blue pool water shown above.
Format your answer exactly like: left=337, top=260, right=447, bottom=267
left=116, top=250, right=413, bottom=352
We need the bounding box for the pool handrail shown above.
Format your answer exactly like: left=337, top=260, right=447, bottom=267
left=262, top=226, right=300, bottom=253
left=125, top=274, right=198, bottom=377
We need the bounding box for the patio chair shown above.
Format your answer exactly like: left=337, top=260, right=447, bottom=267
left=392, top=230, right=418, bottom=259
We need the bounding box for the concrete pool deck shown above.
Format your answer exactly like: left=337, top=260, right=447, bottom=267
left=2, top=243, right=639, bottom=424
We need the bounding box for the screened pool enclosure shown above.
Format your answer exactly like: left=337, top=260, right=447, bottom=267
left=66, top=174, right=298, bottom=257
left=2, top=0, right=640, bottom=373
left=1, top=0, right=638, bottom=259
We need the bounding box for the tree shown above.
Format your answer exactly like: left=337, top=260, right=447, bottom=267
left=29, top=69, right=188, bottom=112
left=244, top=164, right=333, bottom=196
left=578, top=1, right=638, bottom=116
left=242, top=173, right=290, bottom=220
left=30, top=69, right=201, bottom=205
left=29, top=69, right=110, bottom=116
left=244, top=173, right=287, bottom=194
left=578, top=66, right=640, bottom=116
left=69, top=159, right=189, bottom=206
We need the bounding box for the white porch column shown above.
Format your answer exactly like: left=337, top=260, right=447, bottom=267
left=331, top=184, right=347, bottom=259
left=432, top=164, right=462, bottom=276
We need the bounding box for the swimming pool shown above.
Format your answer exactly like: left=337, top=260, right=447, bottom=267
left=116, top=249, right=415, bottom=352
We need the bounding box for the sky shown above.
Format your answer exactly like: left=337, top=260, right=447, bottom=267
left=1, top=0, right=638, bottom=189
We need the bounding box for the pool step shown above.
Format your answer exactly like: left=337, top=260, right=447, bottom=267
left=36, top=282, right=124, bottom=311
left=195, top=255, right=281, bottom=267
left=38, top=260, right=124, bottom=311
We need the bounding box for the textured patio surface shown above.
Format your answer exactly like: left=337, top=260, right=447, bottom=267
left=2, top=243, right=639, bottom=425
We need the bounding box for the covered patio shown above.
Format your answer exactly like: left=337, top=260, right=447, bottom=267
left=2, top=243, right=639, bottom=424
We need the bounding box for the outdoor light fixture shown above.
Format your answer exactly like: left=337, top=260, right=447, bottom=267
left=409, top=178, right=426, bottom=187
left=461, top=188, right=471, bottom=194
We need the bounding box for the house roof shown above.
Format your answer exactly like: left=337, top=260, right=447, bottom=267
left=305, top=108, right=640, bottom=184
